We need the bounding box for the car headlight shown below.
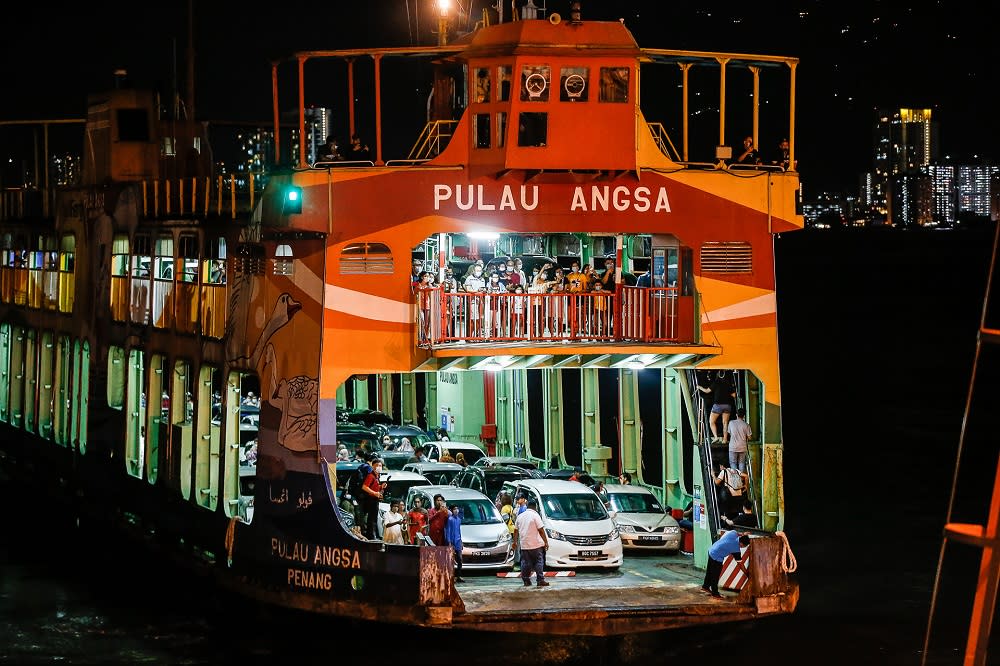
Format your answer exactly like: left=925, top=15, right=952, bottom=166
left=665, top=526, right=680, bottom=534
left=498, top=531, right=512, bottom=545
left=545, top=528, right=565, bottom=541
left=608, top=527, right=620, bottom=541
left=618, top=524, right=636, bottom=534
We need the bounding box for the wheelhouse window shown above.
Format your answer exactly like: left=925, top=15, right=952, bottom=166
left=339, top=242, right=393, bottom=275
left=559, top=66, right=589, bottom=102
left=117, top=108, right=150, bottom=142
left=519, top=65, right=550, bottom=102
left=517, top=112, right=548, bottom=147
left=474, top=113, right=491, bottom=149
left=599, top=67, right=630, bottom=103
left=474, top=67, right=491, bottom=103
left=497, top=112, right=508, bottom=148
left=497, top=65, right=512, bottom=101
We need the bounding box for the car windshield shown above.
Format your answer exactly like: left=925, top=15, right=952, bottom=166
left=451, top=499, right=503, bottom=526
left=336, top=431, right=384, bottom=459
left=425, top=469, right=462, bottom=485
left=383, top=477, right=430, bottom=502
left=542, top=493, right=609, bottom=521
left=484, top=472, right=527, bottom=499
left=608, top=492, right=665, bottom=514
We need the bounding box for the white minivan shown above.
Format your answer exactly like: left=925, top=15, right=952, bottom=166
left=501, top=479, right=623, bottom=570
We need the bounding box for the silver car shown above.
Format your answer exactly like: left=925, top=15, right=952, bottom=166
left=604, top=484, right=681, bottom=552
left=405, top=485, right=515, bottom=571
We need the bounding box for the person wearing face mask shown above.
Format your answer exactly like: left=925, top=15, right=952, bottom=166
left=463, top=264, right=486, bottom=337
left=361, top=458, right=386, bottom=539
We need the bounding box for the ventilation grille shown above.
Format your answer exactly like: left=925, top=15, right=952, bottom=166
left=339, top=242, right=393, bottom=275
left=700, top=242, right=752, bottom=274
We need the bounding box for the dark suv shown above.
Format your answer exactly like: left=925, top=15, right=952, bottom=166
left=453, top=464, right=537, bottom=503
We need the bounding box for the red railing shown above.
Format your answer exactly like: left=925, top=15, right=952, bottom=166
left=416, top=286, right=689, bottom=347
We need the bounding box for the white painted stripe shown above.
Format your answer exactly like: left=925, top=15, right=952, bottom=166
left=324, top=284, right=414, bottom=323
left=701, top=292, right=775, bottom=325
left=495, top=571, right=576, bottom=578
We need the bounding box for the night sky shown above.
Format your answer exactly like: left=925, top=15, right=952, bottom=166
left=1, top=1, right=995, bottom=193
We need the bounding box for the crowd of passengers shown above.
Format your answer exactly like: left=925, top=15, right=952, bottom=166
left=411, top=256, right=623, bottom=342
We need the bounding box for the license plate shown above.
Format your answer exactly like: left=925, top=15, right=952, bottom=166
left=579, top=550, right=602, bottom=557
left=470, top=549, right=491, bottom=557
left=638, top=535, right=661, bottom=542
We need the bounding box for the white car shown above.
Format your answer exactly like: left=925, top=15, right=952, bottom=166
left=405, top=485, right=514, bottom=570
left=501, top=479, right=623, bottom=570
left=603, top=484, right=681, bottom=552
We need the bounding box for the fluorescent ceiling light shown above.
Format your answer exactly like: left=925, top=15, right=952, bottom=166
left=467, top=231, right=500, bottom=240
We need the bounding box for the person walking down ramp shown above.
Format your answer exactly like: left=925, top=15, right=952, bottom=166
left=514, top=499, right=550, bottom=587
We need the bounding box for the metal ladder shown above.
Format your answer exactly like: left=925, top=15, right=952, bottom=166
left=922, top=223, right=1000, bottom=666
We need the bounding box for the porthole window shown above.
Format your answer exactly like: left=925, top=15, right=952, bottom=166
left=520, top=65, right=550, bottom=102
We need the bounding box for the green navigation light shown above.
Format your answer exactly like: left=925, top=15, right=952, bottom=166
left=283, top=186, right=303, bottom=214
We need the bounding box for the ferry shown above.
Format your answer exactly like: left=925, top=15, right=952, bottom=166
left=0, top=3, right=799, bottom=641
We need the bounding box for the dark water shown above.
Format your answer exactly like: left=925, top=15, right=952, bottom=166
left=1, top=226, right=997, bottom=665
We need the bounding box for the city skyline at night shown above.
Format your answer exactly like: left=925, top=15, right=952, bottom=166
left=1, top=2, right=994, bottom=196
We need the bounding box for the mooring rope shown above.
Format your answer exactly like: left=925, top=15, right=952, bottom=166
left=774, top=530, right=798, bottom=573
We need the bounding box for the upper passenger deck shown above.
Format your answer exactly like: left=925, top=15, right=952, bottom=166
left=272, top=15, right=801, bottom=186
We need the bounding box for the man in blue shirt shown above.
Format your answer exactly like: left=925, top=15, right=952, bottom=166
left=702, top=530, right=751, bottom=598
left=445, top=505, right=465, bottom=583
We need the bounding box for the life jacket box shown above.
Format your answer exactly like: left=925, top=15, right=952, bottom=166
left=720, top=544, right=751, bottom=591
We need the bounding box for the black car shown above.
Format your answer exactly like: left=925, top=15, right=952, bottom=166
left=334, top=423, right=384, bottom=460
left=473, top=456, right=542, bottom=476
left=402, top=461, right=464, bottom=486
left=453, top=464, right=538, bottom=503
left=339, top=408, right=394, bottom=428
left=374, top=424, right=434, bottom=470
left=542, top=467, right=597, bottom=488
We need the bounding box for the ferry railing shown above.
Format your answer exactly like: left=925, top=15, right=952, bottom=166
left=407, top=121, right=459, bottom=161
left=646, top=122, right=682, bottom=162
left=138, top=174, right=260, bottom=219
left=2, top=177, right=261, bottom=222
left=420, top=286, right=686, bottom=347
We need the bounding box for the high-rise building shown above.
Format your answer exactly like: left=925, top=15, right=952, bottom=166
left=872, top=108, right=939, bottom=224
left=956, top=164, right=997, bottom=219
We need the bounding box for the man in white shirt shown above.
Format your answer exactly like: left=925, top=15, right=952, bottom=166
left=382, top=500, right=406, bottom=545
left=513, top=499, right=550, bottom=587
